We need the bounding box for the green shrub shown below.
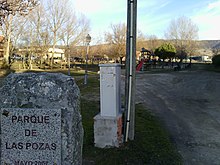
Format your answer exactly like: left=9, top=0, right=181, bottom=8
left=212, top=55, right=220, bottom=67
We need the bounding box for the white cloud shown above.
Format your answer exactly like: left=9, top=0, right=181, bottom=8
left=192, top=0, right=220, bottom=40
left=137, top=0, right=172, bottom=38
left=138, top=0, right=171, bottom=15
left=73, top=0, right=126, bottom=15
left=194, top=14, right=220, bottom=40
left=208, top=0, right=220, bottom=11
left=72, top=0, right=220, bottom=41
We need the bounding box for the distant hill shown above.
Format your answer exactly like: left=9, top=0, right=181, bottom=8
left=196, top=40, right=220, bottom=56
left=198, top=40, right=220, bottom=49
left=213, top=42, right=220, bottom=49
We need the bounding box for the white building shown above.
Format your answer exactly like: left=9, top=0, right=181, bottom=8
left=45, top=48, right=66, bottom=63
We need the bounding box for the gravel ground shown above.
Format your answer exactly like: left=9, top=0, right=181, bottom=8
left=135, top=70, right=220, bottom=165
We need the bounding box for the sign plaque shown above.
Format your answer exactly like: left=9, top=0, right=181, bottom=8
left=1, top=108, right=61, bottom=165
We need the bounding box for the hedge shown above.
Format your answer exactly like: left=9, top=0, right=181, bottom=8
left=212, top=55, right=220, bottom=67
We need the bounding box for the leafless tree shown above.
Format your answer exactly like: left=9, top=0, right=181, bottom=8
left=46, top=0, right=70, bottom=68
left=0, top=14, right=25, bottom=64
left=0, top=0, right=39, bottom=24
left=59, top=13, right=90, bottom=67
left=136, top=30, right=147, bottom=50
left=1, top=14, right=13, bottom=64
left=1, top=0, right=91, bottom=68
left=11, top=16, right=27, bottom=50
left=0, top=14, right=30, bottom=69
left=105, top=23, right=126, bottom=62
left=0, top=0, right=39, bottom=64
left=165, top=16, right=199, bottom=60
left=147, top=35, right=160, bottom=53
left=60, top=14, right=90, bottom=46
left=28, top=4, right=51, bottom=68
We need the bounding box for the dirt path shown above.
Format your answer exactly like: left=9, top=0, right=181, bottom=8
left=135, top=70, right=220, bottom=164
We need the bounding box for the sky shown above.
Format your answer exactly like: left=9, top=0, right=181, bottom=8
left=72, top=0, right=220, bottom=43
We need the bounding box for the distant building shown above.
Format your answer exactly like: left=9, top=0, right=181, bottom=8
left=202, top=55, right=212, bottom=63
left=44, top=48, right=66, bottom=63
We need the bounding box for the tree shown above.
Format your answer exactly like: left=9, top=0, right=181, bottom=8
left=0, top=0, right=39, bottom=64
left=147, top=35, right=161, bottom=53
left=1, top=14, right=24, bottom=64
left=1, top=0, right=91, bottom=67
left=60, top=14, right=90, bottom=47
left=10, top=16, right=27, bottom=50
left=212, top=55, right=220, bottom=67
left=154, top=43, right=176, bottom=68
left=46, top=0, right=70, bottom=68
left=136, top=30, right=147, bottom=50
left=1, top=14, right=13, bottom=65
left=59, top=13, right=90, bottom=67
left=213, top=43, right=220, bottom=56
left=0, top=0, right=39, bottom=24
left=105, top=23, right=126, bottom=62
left=136, top=33, right=163, bottom=55
left=27, top=4, right=51, bottom=68
left=165, top=16, right=199, bottom=62
left=155, top=43, right=176, bottom=59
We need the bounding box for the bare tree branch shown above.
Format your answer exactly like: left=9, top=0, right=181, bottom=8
left=165, top=16, right=199, bottom=59
left=0, top=0, right=39, bottom=25
left=105, top=23, right=126, bottom=60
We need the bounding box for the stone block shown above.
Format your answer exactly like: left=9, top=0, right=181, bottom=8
left=0, top=72, right=83, bottom=165
left=94, top=114, right=123, bottom=148
left=1, top=108, right=61, bottom=164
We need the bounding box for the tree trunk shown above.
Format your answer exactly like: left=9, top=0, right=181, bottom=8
left=5, top=15, right=13, bottom=65
left=51, top=32, right=56, bottom=69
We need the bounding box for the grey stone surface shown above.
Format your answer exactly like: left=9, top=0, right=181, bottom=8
left=94, top=114, right=123, bottom=148
left=0, top=72, right=83, bottom=165
left=1, top=108, right=61, bottom=164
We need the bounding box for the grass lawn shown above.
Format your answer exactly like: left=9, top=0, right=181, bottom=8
left=77, top=77, right=183, bottom=165
left=204, top=64, right=220, bottom=72
left=0, top=63, right=183, bottom=164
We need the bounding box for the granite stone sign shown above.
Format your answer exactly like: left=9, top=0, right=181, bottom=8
left=0, top=73, right=83, bottom=165
left=1, top=108, right=61, bottom=165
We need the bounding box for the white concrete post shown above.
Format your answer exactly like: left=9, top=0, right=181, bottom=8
left=94, top=64, right=123, bottom=148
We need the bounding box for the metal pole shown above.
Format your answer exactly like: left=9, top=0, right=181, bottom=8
left=84, top=43, right=89, bottom=85
left=84, top=34, right=91, bottom=85
left=125, top=0, right=137, bottom=141
left=68, top=45, right=70, bottom=76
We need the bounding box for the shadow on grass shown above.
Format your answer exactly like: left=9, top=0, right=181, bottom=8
left=81, top=101, right=182, bottom=165
left=80, top=77, right=182, bottom=165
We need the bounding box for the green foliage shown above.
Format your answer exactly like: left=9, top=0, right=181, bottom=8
left=212, top=55, right=220, bottom=67
left=176, top=49, right=187, bottom=60
left=155, top=43, right=176, bottom=59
